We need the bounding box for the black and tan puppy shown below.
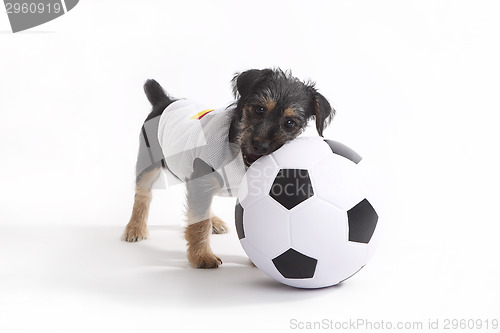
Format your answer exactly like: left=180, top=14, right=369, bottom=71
left=123, top=68, right=335, bottom=268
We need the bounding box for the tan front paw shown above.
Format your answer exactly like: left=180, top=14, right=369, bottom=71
left=123, top=224, right=149, bottom=242
left=211, top=215, right=229, bottom=234
left=188, top=250, right=223, bottom=269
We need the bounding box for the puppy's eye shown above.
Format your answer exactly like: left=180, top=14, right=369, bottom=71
left=284, top=119, right=297, bottom=130
left=254, top=106, right=265, bottom=114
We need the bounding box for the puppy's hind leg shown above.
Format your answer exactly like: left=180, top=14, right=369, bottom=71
left=123, top=165, right=161, bottom=242
left=124, top=79, right=173, bottom=242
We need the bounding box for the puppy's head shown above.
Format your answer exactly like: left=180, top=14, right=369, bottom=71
left=231, top=68, right=335, bottom=167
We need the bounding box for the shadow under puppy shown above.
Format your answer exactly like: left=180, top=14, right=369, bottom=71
left=123, top=68, right=335, bottom=268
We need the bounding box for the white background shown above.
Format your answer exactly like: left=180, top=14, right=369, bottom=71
left=1, top=1, right=499, bottom=332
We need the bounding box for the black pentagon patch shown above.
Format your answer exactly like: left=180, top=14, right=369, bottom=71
left=235, top=201, right=245, bottom=240
left=348, top=199, right=378, bottom=243
left=269, top=169, right=314, bottom=210
left=272, top=248, right=318, bottom=279
left=324, top=140, right=362, bottom=164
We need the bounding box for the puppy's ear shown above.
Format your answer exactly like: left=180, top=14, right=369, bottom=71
left=232, top=69, right=273, bottom=99
left=308, top=84, right=335, bottom=137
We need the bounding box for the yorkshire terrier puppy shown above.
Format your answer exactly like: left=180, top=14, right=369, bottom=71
left=123, top=68, right=335, bottom=268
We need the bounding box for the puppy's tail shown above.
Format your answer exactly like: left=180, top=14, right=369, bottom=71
left=144, top=79, right=173, bottom=107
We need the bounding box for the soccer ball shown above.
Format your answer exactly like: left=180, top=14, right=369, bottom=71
left=235, top=137, right=379, bottom=289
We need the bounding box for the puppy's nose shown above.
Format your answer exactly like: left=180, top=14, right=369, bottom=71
left=252, top=140, right=270, bottom=155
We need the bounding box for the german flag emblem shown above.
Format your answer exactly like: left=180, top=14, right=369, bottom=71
left=190, top=109, right=214, bottom=120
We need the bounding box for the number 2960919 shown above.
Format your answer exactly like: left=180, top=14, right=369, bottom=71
left=5, top=2, right=62, bottom=14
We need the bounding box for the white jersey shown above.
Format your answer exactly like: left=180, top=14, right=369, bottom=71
left=157, top=99, right=245, bottom=197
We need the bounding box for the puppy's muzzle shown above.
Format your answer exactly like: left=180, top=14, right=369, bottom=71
left=252, top=139, right=270, bottom=155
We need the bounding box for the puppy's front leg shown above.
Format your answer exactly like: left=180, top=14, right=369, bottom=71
left=184, top=159, right=223, bottom=268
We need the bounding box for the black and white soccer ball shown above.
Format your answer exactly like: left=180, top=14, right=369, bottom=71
left=235, top=137, right=380, bottom=289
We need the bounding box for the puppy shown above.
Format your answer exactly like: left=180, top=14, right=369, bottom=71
left=123, top=68, right=335, bottom=268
